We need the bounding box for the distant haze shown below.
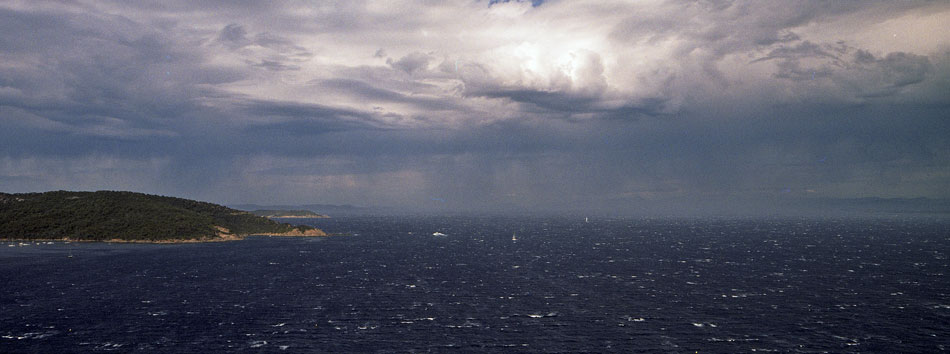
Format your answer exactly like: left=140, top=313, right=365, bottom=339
left=1, top=1, right=949, bottom=216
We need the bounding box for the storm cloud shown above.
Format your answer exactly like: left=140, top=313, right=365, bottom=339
left=1, top=0, right=948, bottom=214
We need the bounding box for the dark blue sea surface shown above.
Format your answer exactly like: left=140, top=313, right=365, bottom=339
left=2, top=216, right=949, bottom=352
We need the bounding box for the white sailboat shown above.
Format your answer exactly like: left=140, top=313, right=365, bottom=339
left=512, top=232, right=517, bottom=241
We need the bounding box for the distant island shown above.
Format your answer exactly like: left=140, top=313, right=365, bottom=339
left=0, top=191, right=326, bottom=243
left=232, top=203, right=367, bottom=216
left=250, top=209, right=329, bottom=218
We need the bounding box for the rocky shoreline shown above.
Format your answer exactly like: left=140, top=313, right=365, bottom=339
left=253, top=228, right=328, bottom=237
left=1, top=228, right=329, bottom=244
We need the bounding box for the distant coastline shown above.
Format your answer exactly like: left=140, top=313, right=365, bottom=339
left=250, top=209, right=330, bottom=219
left=2, top=230, right=327, bottom=244
left=2, top=236, right=240, bottom=244
left=0, top=191, right=328, bottom=243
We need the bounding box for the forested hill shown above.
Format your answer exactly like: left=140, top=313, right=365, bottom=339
left=0, top=191, right=323, bottom=242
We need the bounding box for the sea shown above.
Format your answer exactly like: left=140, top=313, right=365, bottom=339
left=1, top=215, right=948, bottom=353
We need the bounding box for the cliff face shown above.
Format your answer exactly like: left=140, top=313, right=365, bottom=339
left=0, top=190, right=326, bottom=242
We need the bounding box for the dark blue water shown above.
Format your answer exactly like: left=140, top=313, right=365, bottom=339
left=2, top=216, right=948, bottom=353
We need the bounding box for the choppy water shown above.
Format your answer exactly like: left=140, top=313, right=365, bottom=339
left=2, top=216, right=949, bottom=353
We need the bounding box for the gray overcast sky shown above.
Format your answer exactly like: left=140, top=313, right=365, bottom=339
left=1, top=0, right=949, bottom=214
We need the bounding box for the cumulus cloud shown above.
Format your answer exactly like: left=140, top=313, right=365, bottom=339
left=0, top=0, right=948, bottom=212
left=388, top=52, right=433, bottom=75
left=216, top=23, right=250, bottom=47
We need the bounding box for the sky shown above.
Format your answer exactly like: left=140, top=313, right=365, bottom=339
left=1, top=0, right=949, bottom=215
